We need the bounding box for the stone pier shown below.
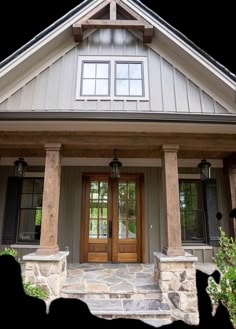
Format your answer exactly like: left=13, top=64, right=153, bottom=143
left=154, top=252, right=199, bottom=325
left=23, top=251, right=69, bottom=300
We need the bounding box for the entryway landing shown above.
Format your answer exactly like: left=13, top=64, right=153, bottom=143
left=61, top=263, right=172, bottom=327
left=62, top=263, right=159, bottom=295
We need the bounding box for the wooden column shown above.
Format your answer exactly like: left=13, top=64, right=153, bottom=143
left=37, top=143, right=61, bottom=255
left=161, top=145, right=185, bottom=256
left=228, top=166, right=236, bottom=237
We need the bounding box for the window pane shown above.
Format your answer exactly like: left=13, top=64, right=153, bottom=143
left=96, top=63, right=109, bottom=78
left=116, top=64, right=128, bottom=78
left=96, top=79, right=109, bottom=95
left=18, top=209, right=37, bottom=241
left=21, top=194, right=32, bottom=208
left=83, top=63, right=96, bottom=78
left=22, top=180, right=33, bottom=193
left=33, top=179, right=44, bottom=193
left=130, top=80, right=142, bottom=96
left=82, top=79, right=95, bottom=95
left=128, top=201, right=136, bottom=219
left=179, top=180, right=205, bottom=242
left=129, top=63, right=142, bottom=79
left=33, top=194, right=42, bottom=208
left=116, top=80, right=129, bottom=95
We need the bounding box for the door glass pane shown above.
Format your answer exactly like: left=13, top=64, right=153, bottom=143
left=99, top=204, right=107, bottom=219
left=119, top=220, right=127, bottom=239
left=128, top=182, right=135, bottom=199
left=118, top=181, right=136, bottom=240
left=89, top=220, right=98, bottom=238
left=89, top=180, right=108, bottom=239
left=128, top=201, right=136, bottom=219
left=99, top=220, right=107, bottom=238
left=119, top=201, right=126, bottom=219
left=179, top=180, right=205, bottom=242
left=128, top=220, right=136, bottom=238
left=90, top=203, right=98, bottom=219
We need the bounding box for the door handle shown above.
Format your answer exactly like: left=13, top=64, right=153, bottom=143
left=108, top=221, right=112, bottom=238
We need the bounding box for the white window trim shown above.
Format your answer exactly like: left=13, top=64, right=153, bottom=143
left=76, top=56, right=149, bottom=101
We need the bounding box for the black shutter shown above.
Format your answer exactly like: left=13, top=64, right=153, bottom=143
left=202, top=179, right=220, bottom=246
left=2, top=176, right=23, bottom=244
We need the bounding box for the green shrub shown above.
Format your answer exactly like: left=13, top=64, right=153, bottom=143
left=207, top=227, right=236, bottom=327
left=0, top=247, right=49, bottom=300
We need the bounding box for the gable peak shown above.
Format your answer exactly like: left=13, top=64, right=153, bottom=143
left=73, top=0, right=153, bottom=43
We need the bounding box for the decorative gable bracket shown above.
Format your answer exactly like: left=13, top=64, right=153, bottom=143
left=73, top=0, right=153, bottom=43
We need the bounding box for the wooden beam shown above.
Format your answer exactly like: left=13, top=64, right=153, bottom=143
left=143, top=26, right=153, bottom=43
left=82, top=19, right=146, bottom=29
left=110, top=0, right=116, bottom=20
left=72, top=24, right=83, bottom=43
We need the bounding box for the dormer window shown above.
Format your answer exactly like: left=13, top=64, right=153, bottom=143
left=115, top=63, right=143, bottom=96
left=76, top=56, right=149, bottom=100
left=81, top=62, right=110, bottom=96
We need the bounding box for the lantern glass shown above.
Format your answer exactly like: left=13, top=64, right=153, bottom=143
left=14, top=157, right=28, bottom=177
left=109, top=151, right=122, bottom=179
left=198, top=159, right=211, bottom=180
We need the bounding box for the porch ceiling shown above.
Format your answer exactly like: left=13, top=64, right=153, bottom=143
left=0, top=131, right=235, bottom=160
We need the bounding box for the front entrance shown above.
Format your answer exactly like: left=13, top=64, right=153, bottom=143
left=80, top=173, right=144, bottom=262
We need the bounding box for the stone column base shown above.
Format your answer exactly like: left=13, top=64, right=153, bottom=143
left=23, top=251, right=69, bottom=301
left=154, top=252, right=199, bottom=325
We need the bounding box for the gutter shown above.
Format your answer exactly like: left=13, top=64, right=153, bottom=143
left=1, top=111, right=236, bottom=124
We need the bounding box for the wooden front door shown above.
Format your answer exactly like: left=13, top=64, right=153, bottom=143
left=81, top=174, right=143, bottom=262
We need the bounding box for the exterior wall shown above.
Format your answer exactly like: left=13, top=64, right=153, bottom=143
left=1, top=29, right=229, bottom=114
left=0, top=165, right=230, bottom=263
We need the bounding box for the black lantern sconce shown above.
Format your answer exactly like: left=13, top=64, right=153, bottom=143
left=14, top=157, right=28, bottom=177
left=197, top=158, right=211, bottom=180
left=109, top=149, right=122, bottom=179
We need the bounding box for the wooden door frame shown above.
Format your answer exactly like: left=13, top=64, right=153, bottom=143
left=80, top=172, right=145, bottom=263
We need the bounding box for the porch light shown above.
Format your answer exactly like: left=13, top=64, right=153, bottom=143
left=109, top=149, right=122, bottom=179
left=14, top=157, right=28, bottom=177
left=197, top=159, right=211, bottom=180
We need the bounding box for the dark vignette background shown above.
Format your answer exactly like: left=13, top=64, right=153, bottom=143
left=0, top=1, right=235, bottom=76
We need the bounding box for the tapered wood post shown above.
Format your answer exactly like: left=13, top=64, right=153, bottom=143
left=162, top=145, right=185, bottom=256
left=36, top=143, right=61, bottom=255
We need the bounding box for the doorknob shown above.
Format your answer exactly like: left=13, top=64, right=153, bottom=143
left=108, top=221, right=112, bottom=238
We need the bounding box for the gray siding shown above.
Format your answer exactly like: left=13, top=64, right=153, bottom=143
left=1, top=29, right=229, bottom=114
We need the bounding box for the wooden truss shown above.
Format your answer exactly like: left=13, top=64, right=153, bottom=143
left=73, top=0, right=153, bottom=43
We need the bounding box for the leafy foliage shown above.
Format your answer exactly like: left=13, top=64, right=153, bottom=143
left=0, top=247, right=48, bottom=300
left=207, top=227, right=236, bottom=327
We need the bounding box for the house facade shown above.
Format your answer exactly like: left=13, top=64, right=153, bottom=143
left=0, top=0, right=236, bottom=266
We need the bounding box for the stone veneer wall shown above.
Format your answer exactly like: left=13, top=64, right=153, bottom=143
left=154, top=252, right=199, bottom=325
left=23, top=251, right=69, bottom=300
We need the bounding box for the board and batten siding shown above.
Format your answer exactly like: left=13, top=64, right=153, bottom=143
left=0, top=165, right=231, bottom=262
left=0, top=29, right=229, bottom=114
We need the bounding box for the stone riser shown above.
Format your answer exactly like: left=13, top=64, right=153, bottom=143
left=60, top=291, right=162, bottom=300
